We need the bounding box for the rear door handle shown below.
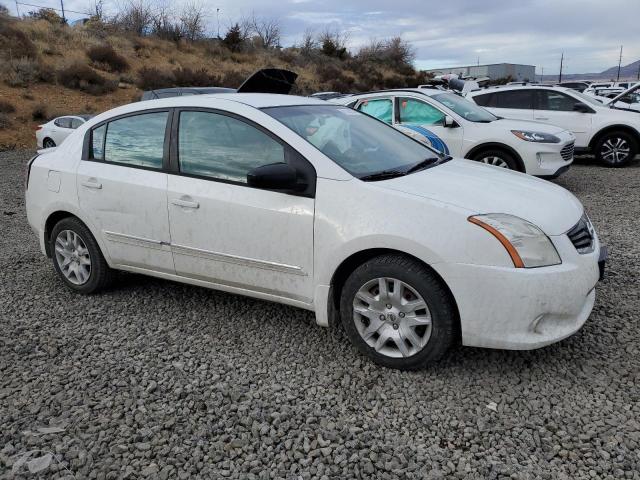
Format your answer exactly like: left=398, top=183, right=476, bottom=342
left=171, top=197, right=199, bottom=209
left=535, top=117, right=549, bottom=121
left=81, top=179, right=102, bottom=189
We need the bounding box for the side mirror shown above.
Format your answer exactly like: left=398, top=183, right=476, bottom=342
left=573, top=103, right=592, bottom=113
left=247, top=163, right=300, bottom=191
left=444, top=115, right=456, bottom=127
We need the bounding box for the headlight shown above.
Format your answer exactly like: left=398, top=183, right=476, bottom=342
left=469, top=214, right=561, bottom=268
left=511, top=130, right=561, bottom=143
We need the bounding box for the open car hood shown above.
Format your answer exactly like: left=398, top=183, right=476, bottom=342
left=236, top=68, right=298, bottom=94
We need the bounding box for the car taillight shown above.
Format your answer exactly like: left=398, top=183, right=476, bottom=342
left=25, top=155, right=38, bottom=190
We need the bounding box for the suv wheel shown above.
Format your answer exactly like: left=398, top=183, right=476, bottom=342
left=50, top=217, right=113, bottom=293
left=471, top=149, right=519, bottom=170
left=595, top=131, right=637, bottom=167
left=339, top=254, right=457, bottom=370
left=43, top=138, right=56, bottom=148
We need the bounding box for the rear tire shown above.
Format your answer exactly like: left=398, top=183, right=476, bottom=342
left=43, top=138, right=56, bottom=148
left=471, top=148, right=520, bottom=171
left=50, top=217, right=113, bottom=293
left=594, top=131, right=637, bottom=167
left=339, top=254, right=457, bottom=370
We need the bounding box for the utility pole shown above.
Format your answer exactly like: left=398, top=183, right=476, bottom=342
left=540, top=66, right=544, bottom=83
left=14, top=0, right=19, bottom=16
left=637, top=62, right=639, bottom=81
left=216, top=8, right=220, bottom=39
left=558, top=52, right=564, bottom=83
left=60, top=0, right=66, bottom=22
left=616, top=45, right=623, bottom=81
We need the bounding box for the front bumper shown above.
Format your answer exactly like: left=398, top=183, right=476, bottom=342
left=520, top=133, right=575, bottom=177
left=433, top=234, right=602, bottom=350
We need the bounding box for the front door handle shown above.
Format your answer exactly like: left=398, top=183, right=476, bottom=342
left=81, top=179, right=102, bottom=189
left=535, top=117, right=549, bottom=121
left=171, top=197, right=200, bottom=209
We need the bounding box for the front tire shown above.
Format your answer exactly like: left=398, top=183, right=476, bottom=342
left=471, top=148, right=519, bottom=171
left=594, top=131, right=637, bottom=167
left=339, top=254, right=457, bottom=370
left=50, top=217, right=113, bottom=293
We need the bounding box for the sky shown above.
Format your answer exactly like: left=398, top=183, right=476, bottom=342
left=9, top=0, right=640, bottom=75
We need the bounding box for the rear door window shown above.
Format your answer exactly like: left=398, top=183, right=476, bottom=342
left=494, top=90, right=534, bottom=109
left=101, top=112, right=168, bottom=169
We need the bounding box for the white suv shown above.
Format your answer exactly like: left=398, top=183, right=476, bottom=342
left=467, top=86, right=640, bottom=167
left=333, top=89, right=575, bottom=178
left=25, top=93, right=605, bottom=370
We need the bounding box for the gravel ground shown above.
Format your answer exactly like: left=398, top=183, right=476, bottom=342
left=1, top=149, right=639, bottom=480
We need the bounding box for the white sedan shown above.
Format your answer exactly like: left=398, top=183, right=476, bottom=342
left=332, top=89, right=576, bottom=178
left=36, top=115, right=93, bottom=149
left=25, top=94, right=606, bottom=370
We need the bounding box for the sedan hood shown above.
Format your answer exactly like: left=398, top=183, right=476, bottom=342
left=493, top=118, right=567, bottom=135
left=376, top=159, right=583, bottom=235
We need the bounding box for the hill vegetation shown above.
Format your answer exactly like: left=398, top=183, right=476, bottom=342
left=0, top=4, right=430, bottom=149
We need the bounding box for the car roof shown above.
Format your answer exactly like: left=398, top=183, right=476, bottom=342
left=341, top=88, right=451, bottom=99
left=467, top=85, right=576, bottom=95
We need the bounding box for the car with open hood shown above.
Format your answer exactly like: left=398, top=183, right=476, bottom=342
left=140, top=68, right=298, bottom=100
left=25, top=93, right=605, bottom=370
left=332, top=88, right=575, bottom=178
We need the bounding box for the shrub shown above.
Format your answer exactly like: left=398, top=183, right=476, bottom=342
left=27, top=8, right=64, bottom=24
left=0, top=99, right=16, bottom=113
left=57, top=63, right=118, bottom=95
left=0, top=21, right=38, bottom=60
left=136, top=66, right=174, bottom=90
left=172, top=67, right=219, bottom=87
left=31, top=103, right=48, bottom=120
left=220, top=70, right=248, bottom=88
left=3, top=58, right=53, bottom=87
left=87, top=44, right=130, bottom=72
left=0, top=112, right=11, bottom=129
left=223, top=24, right=245, bottom=52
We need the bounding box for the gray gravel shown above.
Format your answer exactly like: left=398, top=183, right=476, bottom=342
left=1, top=149, right=639, bottom=480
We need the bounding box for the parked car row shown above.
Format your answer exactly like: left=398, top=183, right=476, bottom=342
left=26, top=75, right=608, bottom=369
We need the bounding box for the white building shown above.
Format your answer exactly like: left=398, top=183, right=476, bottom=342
left=425, top=63, right=536, bottom=82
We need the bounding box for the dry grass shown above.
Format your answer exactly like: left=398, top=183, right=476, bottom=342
left=0, top=16, right=427, bottom=148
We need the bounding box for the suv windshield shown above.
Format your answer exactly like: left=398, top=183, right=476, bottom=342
left=431, top=93, right=497, bottom=122
left=263, top=105, right=442, bottom=179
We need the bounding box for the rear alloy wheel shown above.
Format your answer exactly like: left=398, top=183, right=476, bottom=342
left=472, top=149, right=519, bottom=170
left=595, top=131, right=637, bottom=167
left=43, top=138, right=56, bottom=148
left=50, top=217, right=113, bottom=293
left=340, top=254, right=457, bottom=370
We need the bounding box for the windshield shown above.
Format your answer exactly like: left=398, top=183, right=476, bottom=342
left=431, top=93, right=497, bottom=122
left=263, top=105, right=441, bottom=178
left=571, top=90, right=606, bottom=107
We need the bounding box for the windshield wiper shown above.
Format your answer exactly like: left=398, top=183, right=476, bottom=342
left=359, top=169, right=407, bottom=182
left=405, top=157, right=438, bottom=174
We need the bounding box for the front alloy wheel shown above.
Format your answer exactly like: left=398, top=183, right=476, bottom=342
left=595, top=131, right=638, bottom=167
left=353, top=278, right=432, bottom=358
left=340, top=254, right=457, bottom=370
left=478, top=155, right=510, bottom=168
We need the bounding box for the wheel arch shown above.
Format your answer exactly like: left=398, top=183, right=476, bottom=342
left=43, top=210, right=108, bottom=263
left=464, top=142, right=526, bottom=172
left=327, top=248, right=461, bottom=339
left=588, top=124, right=640, bottom=150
